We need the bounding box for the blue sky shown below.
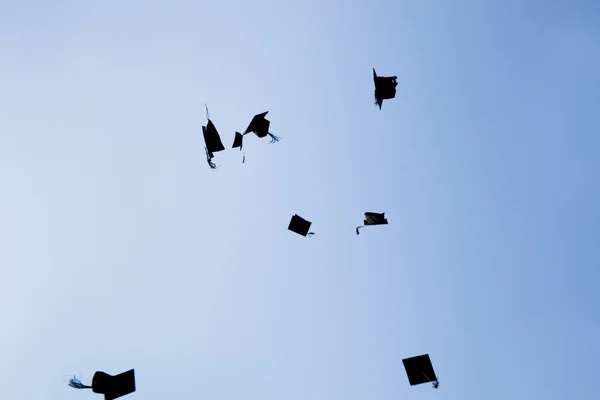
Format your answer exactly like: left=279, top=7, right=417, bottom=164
left=1, top=1, right=599, bottom=399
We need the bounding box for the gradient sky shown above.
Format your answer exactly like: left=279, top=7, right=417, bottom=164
left=1, top=1, right=599, bottom=399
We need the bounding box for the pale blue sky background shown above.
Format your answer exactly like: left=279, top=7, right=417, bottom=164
left=1, top=1, right=599, bottom=399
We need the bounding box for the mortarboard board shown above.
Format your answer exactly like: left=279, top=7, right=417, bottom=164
left=69, top=369, right=136, bottom=400
left=402, top=354, right=439, bottom=389
left=203, top=120, right=225, bottom=155
left=356, top=212, right=388, bottom=234
left=364, top=212, right=388, bottom=225
left=373, top=68, right=398, bottom=110
left=202, top=105, right=225, bottom=169
left=288, top=214, right=315, bottom=237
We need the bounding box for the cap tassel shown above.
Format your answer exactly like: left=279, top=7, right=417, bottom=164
left=205, top=147, right=217, bottom=169
left=308, top=232, right=315, bottom=236
left=421, top=372, right=439, bottom=389
left=267, top=133, right=280, bottom=143
left=356, top=226, right=364, bottom=235
left=68, top=376, right=92, bottom=389
left=204, top=103, right=210, bottom=121
left=235, top=135, right=245, bottom=163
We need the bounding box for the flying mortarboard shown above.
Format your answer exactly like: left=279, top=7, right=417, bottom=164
left=373, top=68, right=398, bottom=110
left=68, top=369, right=136, bottom=400
left=232, top=132, right=244, bottom=149
left=231, top=131, right=246, bottom=163
left=244, top=111, right=278, bottom=140
left=402, top=354, right=439, bottom=389
left=288, top=214, right=315, bottom=237
left=356, top=212, right=388, bottom=235
left=202, top=105, right=225, bottom=169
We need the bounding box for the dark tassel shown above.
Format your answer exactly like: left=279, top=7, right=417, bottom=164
left=267, top=133, right=280, bottom=143
left=238, top=136, right=245, bottom=163
left=356, top=226, right=364, bottom=235
left=421, top=372, right=439, bottom=389
left=373, top=95, right=384, bottom=109
left=205, top=147, right=217, bottom=169
left=308, top=232, right=315, bottom=236
left=68, top=376, right=92, bottom=389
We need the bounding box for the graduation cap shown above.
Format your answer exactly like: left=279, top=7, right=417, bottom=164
left=202, top=105, right=225, bottom=169
left=244, top=111, right=279, bottom=141
left=232, top=111, right=280, bottom=162
left=356, top=212, right=388, bottom=235
left=69, top=369, right=136, bottom=399
left=373, top=68, right=398, bottom=110
left=232, top=132, right=243, bottom=148
left=288, top=214, right=315, bottom=237
left=402, top=354, right=439, bottom=389
left=231, top=131, right=245, bottom=163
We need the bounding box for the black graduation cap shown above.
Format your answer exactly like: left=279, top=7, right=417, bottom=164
left=232, top=132, right=243, bottom=149
left=202, top=105, right=225, bottom=169
left=402, top=354, right=439, bottom=389
left=69, top=369, right=136, bottom=400
left=373, top=68, right=398, bottom=110
left=288, top=214, right=315, bottom=237
left=244, top=111, right=276, bottom=140
left=356, top=212, right=388, bottom=235
left=231, top=131, right=246, bottom=163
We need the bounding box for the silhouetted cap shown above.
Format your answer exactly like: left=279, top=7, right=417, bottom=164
left=69, top=369, right=136, bottom=400
left=244, top=111, right=280, bottom=143
left=203, top=120, right=225, bottom=156
left=244, top=111, right=270, bottom=137
left=373, top=68, right=398, bottom=110
left=364, top=212, right=388, bottom=225
left=232, top=132, right=244, bottom=149
left=356, top=212, right=388, bottom=234
left=202, top=105, right=225, bottom=169
left=288, top=214, right=314, bottom=237
left=402, top=354, right=439, bottom=388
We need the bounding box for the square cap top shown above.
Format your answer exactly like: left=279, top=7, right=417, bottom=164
left=203, top=120, right=225, bottom=154
left=364, top=212, right=388, bottom=225
left=373, top=68, right=398, bottom=89
left=244, top=111, right=270, bottom=138
left=373, top=68, right=398, bottom=109
left=402, top=354, right=437, bottom=386
left=92, top=369, right=136, bottom=400
left=288, top=214, right=312, bottom=236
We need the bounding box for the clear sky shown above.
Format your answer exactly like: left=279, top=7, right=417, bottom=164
left=1, top=1, right=599, bottom=399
